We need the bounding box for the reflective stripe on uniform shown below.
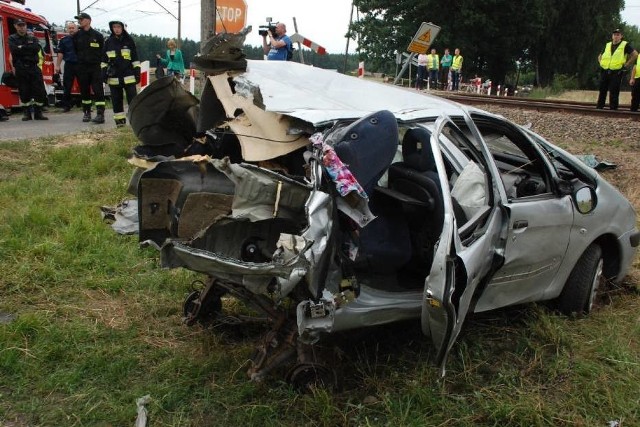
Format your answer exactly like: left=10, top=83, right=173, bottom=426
left=123, top=75, right=136, bottom=84
left=101, top=62, right=108, bottom=69
left=95, top=101, right=106, bottom=106
left=90, top=42, right=100, bottom=48
left=132, top=61, right=141, bottom=68
left=106, top=50, right=116, bottom=58
left=114, top=112, right=126, bottom=120
left=121, top=49, right=131, bottom=60
left=108, top=77, right=120, bottom=85
left=82, top=100, right=92, bottom=105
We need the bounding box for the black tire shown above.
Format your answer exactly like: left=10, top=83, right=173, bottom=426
left=558, top=244, right=603, bottom=315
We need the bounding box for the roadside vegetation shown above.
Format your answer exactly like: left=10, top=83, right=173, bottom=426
left=0, top=126, right=638, bottom=426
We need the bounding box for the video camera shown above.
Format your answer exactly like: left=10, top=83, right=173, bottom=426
left=258, top=17, right=277, bottom=37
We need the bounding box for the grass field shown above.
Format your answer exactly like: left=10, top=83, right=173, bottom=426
left=0, top=127, right=638, bottom=426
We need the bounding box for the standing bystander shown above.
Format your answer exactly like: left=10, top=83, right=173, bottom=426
left=102, top=19, right=140, bottom=127
left=451, top=48, right=463, bottom=91
left=596, top=29, right=638, bottom=110
left=8, top=19, right=48, bottom=120
left=426, top=48, right=440, bottom=89
left=55, top=21, right=78, bottom=112
left=416, top=52, right=427, bottom=90
left=440, top=48, right=452, bottom=90
left=156, top=39, right=185, bottom=79
left=630, top=54, right=640, bottom=112
left=73, top=12, right=106, bottom=123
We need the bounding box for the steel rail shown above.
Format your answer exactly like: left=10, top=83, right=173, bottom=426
left=436, top=92, right=640, bottom=120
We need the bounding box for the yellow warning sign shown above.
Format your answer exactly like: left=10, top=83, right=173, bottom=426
left=408, top=41, right=429, bottom=54
left=417, top=30, right=431, bottom=43
left=407, top=22, right=440, bottom=54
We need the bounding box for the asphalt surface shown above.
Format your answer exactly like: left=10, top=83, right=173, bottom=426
left=0, top=107, right=117, bottom=141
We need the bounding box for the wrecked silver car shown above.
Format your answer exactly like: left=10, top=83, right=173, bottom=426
left=127, top=60, right=639, bottom=389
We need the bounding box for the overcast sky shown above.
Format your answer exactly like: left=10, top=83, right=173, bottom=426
left=23, top=0, right=357, bottom=54
left=21, top=0, right=640, bottom=54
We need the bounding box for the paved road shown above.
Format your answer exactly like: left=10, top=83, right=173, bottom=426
left=0, top=108, right=117, bottom=141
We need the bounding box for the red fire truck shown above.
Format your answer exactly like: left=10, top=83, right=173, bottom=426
left=0, top=0, right=56, bottom=108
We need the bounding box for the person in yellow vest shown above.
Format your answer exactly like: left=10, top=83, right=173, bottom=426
left=596, top=28, right=637, bottom=110
left=451, top=48, right=463, bottom=91
left=426, top=48, right=439, bottom=89
left=630, top=55, right=640, bottom=112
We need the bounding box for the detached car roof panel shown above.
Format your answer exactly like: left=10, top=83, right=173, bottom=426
left=236, top=60, right=464, bottom=125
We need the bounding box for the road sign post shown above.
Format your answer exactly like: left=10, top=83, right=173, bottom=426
left=394, top=22, right=441, bottom=85
left=215, top=0, right=248, bottom=33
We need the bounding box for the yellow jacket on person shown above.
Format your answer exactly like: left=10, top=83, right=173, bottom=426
left=600, top=41, right=628, bottom=70
left=426, top=54, right=439, bottom=70
left=452, top=55, right=463, bottom=71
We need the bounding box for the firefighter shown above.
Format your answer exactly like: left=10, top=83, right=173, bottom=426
left=101, top=19, right=140, bottom=127
left=73, top=12, right=105, bottom=123
left=8, top=19, right=48, bottom=120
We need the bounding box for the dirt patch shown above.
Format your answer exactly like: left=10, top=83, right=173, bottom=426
left=53, top=133, right=109, bottom=149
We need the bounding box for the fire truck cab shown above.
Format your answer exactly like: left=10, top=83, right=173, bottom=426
left=0, top=0, right=55, bottom=108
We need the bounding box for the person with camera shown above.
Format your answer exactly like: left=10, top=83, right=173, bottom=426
left=261, top=22, right=292, bottom=61
left=8, top=18, right=48, bottom=120
left=101, top=19, right=140, bottom=127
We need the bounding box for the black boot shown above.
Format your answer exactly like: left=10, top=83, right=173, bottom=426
left=115, top=118, right=126, bottom=128
left=82, top=108, right=91, bottom=122
left=33, top=106, right=48, bottom=120
left=92, top=108, right=105, bottom=124
left=22, top=108, right=32, bottom=121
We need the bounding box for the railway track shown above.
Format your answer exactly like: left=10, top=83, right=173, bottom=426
left=436, top=92, right=640, bottom=120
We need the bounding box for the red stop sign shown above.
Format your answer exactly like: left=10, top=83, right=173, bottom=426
left=215, top=0, right=248, bottom=34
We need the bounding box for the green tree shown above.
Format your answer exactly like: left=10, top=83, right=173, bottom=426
left=351, top=0, right=625, bottom=88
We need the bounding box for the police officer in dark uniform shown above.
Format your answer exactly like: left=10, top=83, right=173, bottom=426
left=101, top=19, right=140, bottom=127
left=73, top=12, right=106, bottom=123
left=8, top=18, right=48, bottom=121
left=55, top=21, right=79, bottom=112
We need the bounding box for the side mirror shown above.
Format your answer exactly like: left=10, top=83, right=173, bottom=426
left=573, top=186, right=597, bottom=214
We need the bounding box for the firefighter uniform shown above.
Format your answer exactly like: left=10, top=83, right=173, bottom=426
left=73, top=13, right=106, bottom=123
left=8, top=19, right=48, bottom=120
left=101, top=20, right=140, bottom=127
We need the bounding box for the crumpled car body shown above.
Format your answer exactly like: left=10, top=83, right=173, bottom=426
left=131, top=60, right=640, bottom=388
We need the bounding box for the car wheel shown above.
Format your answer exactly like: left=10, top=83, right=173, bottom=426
left=558, top=244, right=603, bottom=315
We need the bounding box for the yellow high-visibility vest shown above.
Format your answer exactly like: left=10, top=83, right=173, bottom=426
left=452, top=55, right=463, bottom=71
left=426, top=54, right=439, bottom=70
left=600, top=41, right=628, bottom=70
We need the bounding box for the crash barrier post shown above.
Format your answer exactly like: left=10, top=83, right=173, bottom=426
left=358, top=61, right=364, bottom=78
left=189, top=67, right=196, bottom=94
left=487, top=81, right=492, bottom=95
left=139, top=60, right=150, bottom=91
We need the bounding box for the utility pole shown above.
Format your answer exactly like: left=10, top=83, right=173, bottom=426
left=201, top=0, right=216, bottom=52
left=77, top=0, right=81, bottom=15
left=343, top=2, right=355, bottom=74
left=152, top=0, right=182, bottom=47
left=177, top=0, right=182, bottom=48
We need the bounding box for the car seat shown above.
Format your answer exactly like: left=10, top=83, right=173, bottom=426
left=331, top=110, right=412, bottom=274
left=386, top=127, right=444, bottom=274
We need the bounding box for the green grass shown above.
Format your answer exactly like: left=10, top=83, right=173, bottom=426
left=0, top=130, right=638, bottom=426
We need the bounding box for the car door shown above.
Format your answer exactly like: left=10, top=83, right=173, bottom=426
left=421, top=116, right=505, bottom=375
left=469, top=113, right=573, bottom=312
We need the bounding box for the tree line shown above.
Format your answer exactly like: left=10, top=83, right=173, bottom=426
left=350, top=0, right=640, bottom=88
